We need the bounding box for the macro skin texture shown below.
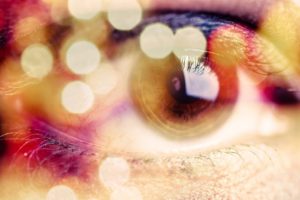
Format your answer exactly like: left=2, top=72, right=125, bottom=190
left=0, top=0, right=300, bottom=200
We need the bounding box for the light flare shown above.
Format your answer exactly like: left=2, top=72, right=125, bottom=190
left=110, top=186, right=143, bottom=200
left=66, top=40, right=101, bottom=75
left=107, top=0, right=142, bottom=30
left=61, top=81, right=95, bottom=114
left=20, top=43, right=53, bottom=79
left=46, top=185, right=77, bottom=200
left=99, top=157, right=131, bottom=189
left=173, top=26, right=207, bottom=60
left=68, top=0, right=102, bottom=20
left=139, top=23, right=174, bottom=59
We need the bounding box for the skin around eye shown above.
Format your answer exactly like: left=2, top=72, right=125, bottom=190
left=144, top=0, right=275, bottom=23
left=0, top=0, right=300, bottom=200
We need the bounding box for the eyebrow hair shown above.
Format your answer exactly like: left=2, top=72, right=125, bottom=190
left=144, top=0, right=279, bottom=24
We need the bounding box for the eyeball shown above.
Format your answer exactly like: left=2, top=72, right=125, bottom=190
left=130, top=53, right=238, bottom=139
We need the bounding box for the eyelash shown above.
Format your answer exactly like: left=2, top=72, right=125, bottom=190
left=1, top=119, right=98, bottom=180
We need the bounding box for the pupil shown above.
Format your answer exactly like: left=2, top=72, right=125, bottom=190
left=168, top=72, right=199, bottom=104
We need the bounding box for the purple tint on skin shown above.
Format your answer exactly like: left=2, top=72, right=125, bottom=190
left=149, top=0, right=277, bottom=23
left=25, top=118, right=98, bottom=180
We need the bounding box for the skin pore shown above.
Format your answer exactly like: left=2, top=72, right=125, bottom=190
left=0, top=0, right=300, bottom=199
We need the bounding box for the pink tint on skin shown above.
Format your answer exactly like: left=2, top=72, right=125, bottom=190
left=147, top=0, right=278, bottom=23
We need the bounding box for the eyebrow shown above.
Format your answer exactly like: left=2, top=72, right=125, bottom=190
left=143, top=0, right=279, bottom=24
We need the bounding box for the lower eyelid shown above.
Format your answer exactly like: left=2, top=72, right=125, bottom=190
left=121, top=144, right=284, bottom=199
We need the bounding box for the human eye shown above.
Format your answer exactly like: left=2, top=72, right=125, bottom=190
left=0, top=0, right=300, bottom=200
left=106, top=10, right=297, bottom=152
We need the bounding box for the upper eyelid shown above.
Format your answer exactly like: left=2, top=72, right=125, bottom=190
left=147, top=0, right=274, bottom=24
left=111, top=12, right=247, bottom=43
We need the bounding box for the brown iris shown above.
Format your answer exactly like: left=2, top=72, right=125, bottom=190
left=131, top=54, right=238, bottom=139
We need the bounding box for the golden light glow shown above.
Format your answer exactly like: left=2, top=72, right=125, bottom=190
left=61, top=81, right=95, bottom=114
left=107, top=0, right=142, bottom=30
left=85, top=64, right=118, bottom=95
left=173, top=26, right=207, bottom=59
left=20, top=43, right=53, bottom=79
left=46, top=185, right=77, bottom=200
left=13, top=17, right=47, bottom=51
left=208, top=25, right=248, bottom=68
left=99, top=157, right=130, bottom=189
left=68, top=0, right=102, bottom=20
left=139, top=23, right=174, bottom=59
left=66, top=40, right=101, bottom=75
left=42, top=0, right=69, bottom=24
left=259, top=1, right=300, bottom=72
